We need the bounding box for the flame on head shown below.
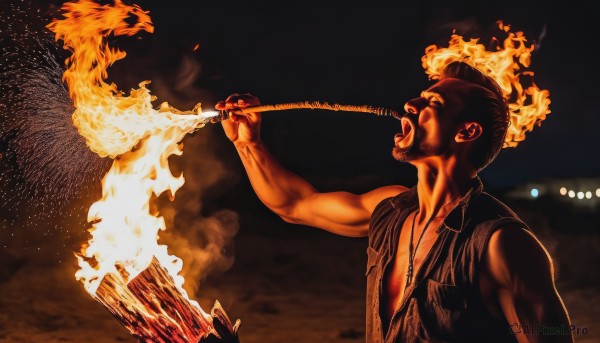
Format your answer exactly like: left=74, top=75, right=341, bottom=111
left=421, top=21, right=550, bottom=148
left=46, top=0, right=214, bottom=315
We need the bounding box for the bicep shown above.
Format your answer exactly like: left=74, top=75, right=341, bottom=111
left=484, top=227, right=572, bottom=342
left=288, top=185, right=407, bottom=237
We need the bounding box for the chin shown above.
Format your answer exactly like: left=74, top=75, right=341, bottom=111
left=392, top=147, right=412, bottom=162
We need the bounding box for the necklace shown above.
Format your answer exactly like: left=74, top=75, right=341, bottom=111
left=404, top=190, right=469, bottom=288
left=405, top=210, right=436, bottom=288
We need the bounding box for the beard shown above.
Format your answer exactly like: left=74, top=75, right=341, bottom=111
left=392, top=114, right=449, bottom=162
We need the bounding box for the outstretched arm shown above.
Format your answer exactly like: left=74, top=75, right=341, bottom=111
left=483, top=227, right=573, bottom=343
left=217, top=94, right=406, bottom=237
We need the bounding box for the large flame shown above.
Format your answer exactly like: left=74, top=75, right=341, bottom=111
left=422, top=21, right=550, bottom=148
left=46, top=0, right=214, bottom=311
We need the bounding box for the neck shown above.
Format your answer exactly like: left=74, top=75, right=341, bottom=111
left=414, top=157, right=476, bottom=224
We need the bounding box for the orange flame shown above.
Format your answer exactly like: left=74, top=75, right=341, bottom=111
left=421, top=21, right=550, bottom=148
left=46, top=0, right=215, bottom=315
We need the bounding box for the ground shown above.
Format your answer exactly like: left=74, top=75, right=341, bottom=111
left=0, top=213, right=598, bottom=342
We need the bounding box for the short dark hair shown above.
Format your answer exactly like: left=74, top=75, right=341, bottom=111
left=441, top=61, right=509, bottom=172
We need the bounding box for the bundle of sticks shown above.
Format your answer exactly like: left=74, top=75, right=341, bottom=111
left=94, top=258, right=239, bottom=343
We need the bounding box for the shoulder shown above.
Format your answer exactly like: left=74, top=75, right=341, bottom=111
left=366, top=185, right=411, bottom=250
left=487, top=225, right=547, bottom=261
left=464, top=192, right=531, bottom=248
left=484, top=225, right=555, bottom=291
left=469, top=191, right=523, bottom=222
left=362, top=185, right=409, bottom=215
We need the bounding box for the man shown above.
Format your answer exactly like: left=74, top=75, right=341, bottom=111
left=216, top=61, right=572, bottom=342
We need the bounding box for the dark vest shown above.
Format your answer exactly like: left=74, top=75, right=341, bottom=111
left=366, top=178, right=526, bottom=342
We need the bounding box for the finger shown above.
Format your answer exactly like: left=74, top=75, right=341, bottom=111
left=217, top=101, right=236, bottom=110
left=225, top=93, right=240, bottom=102
left=215, top=101, right=227, bottom=110
left=246, top=111, right=261, bottom=123
left=229, top=113, right=240, bottom=123
left=236, top=98, right=254, bottom=109
left=233, top=103, right=253, bottom=111
left=221, top=117, right=236, bottom=129
left=229, top=113, right=249, bottom=124
left=229, top=108, right=247, bottom=115
left=239, top=93, right=261, bottom=106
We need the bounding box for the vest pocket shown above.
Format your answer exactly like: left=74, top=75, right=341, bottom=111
left=425, top=278, right=467, bottom=310
left=420, top=278, right=468, bottom=339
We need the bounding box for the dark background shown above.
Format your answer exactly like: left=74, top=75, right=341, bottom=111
left=128, top=1, right=600, bottom=189
left=1, top=1, right=599, bottom=342
left=118, top=1, right=600, bottom=232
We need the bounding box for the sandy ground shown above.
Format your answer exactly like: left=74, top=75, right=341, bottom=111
left=0, top=230, right=368, bottom=343
left=0, top=225, right=599, bottom=343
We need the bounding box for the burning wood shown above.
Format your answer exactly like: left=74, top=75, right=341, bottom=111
left=95, top=257, right=240, bottom=343
left=46, top=1, right=241, bottom=342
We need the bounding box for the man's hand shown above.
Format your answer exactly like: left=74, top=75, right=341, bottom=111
left=215, top=93, right=262, bottom=146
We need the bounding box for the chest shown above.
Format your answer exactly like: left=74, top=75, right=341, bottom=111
left=383, top=214, right=442, bottom=318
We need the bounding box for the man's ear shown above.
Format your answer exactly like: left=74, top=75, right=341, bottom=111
left=455, top=122, right=483, bottom=143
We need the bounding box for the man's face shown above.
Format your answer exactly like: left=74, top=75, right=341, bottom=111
left=392, top=78, right=474, bottom=162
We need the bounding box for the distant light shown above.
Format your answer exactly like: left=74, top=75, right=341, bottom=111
left=577, top=192, right=584, bottom=199
left=560, top=187, right=567, bottom=195
left=586, top=191, right=592, bottom=199
left=530, top=188, right=539, bottom=198
left=596, top=188, right=600, bottom=197
left=568, top=190, right=575, bottom=198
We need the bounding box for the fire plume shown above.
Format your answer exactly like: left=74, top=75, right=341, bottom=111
left=422, top=21, right=550, bottom=148
left=46, top=0, right=212, bottom=158
left=46, top=0, right=237, bottom=341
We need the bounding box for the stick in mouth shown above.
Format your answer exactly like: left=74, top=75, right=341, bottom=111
left=212, top=101, right=402, bottom=122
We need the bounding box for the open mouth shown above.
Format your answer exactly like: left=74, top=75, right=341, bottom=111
left=394, top=116, right=416, bottom=149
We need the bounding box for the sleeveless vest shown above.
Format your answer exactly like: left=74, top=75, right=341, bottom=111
left=366, top=177, right=527, bottom=342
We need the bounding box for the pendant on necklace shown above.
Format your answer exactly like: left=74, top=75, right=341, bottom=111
left=406, top=265, right=413, bottom=287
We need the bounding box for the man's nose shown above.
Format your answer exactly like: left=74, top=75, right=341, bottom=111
left=404, top=97, right=426, bottom=114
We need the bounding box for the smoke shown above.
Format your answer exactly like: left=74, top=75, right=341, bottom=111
left=151, top=53, right=240, bottom=297
left=435, top=17, right=482, bottom=38
left=103, top=42, right=242, bottom=294
left=534, top=24, right=547, bottom=50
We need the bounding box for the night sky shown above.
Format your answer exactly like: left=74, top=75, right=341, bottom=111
left=95, top=1, right=600, bottom=192
left=3, top=1, right=599, bottom=215
left=1, top=1, right=598, bottom=226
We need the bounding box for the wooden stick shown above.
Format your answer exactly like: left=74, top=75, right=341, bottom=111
left=94, top=257, right=239, bottom=343
left=237, top=101, right=401, bottom=118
